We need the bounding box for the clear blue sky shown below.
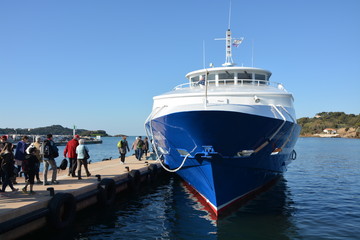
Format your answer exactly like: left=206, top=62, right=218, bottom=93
left=1, top=0, right=359, bottom=136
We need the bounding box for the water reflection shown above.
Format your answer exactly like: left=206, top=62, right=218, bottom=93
left=216, top=177, right=299, bottom=240
left=21, top=175, right=299, bottom=240
left=77, top=176, right=301, bottom=240
left=179, top=176, right=300, bottom=240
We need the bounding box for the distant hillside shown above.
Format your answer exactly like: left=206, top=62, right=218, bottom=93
left=113, top=134, right=128, bottom=137
left=0, top=125, right=109, bottom=137
left=298, top=112, right=360, bottom=138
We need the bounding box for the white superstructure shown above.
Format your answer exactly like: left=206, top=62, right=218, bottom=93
left=151, top=66, right=296, bottom=124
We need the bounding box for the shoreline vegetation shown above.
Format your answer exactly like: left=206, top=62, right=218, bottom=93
left=0, top=125, right=109, bottom=137
left=298, top=112, right=360, bottom=139
left=1, top=112, right=359, bottom=139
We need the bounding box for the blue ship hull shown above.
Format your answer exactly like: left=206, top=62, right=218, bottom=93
left=146, top=110, right=300, bottom=216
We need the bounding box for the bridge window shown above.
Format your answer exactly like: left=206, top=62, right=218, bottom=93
left=255, top=74, right=266, bottom=80
left=190, top=76, right=199, bottom=82
left=218, top=72, right=235, bottom=80
left=190, top=76, right=199, bottom=86
left=238, top=72, right=252, bottom=79
left=208, top=74, right=215, bottom=80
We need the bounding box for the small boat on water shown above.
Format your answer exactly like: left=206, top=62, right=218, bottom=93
left=55, top=136, right=103, bottom=146
left=145, top=25, right=301, bottom=218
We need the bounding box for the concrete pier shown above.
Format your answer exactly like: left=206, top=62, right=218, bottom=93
left=0, top=155, right=162, bottom=239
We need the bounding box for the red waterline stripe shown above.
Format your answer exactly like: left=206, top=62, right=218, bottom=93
left=182, top=176, right=281, bottom=219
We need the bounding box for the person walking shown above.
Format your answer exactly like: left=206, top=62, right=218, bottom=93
left=0, top=135, right=14, bottom=185
left=143, top=137, right=149, bottom=158
left=75, top=139, right=91, bottom=180
left=0, top=135, right=7, bottom=184
left=42, top=134, right=59, bottom=185
left=136, top=136, right=144, bottom=160
left=131, top=137, right=139, bottom=159
left=117, top=136, right=130, bottom=164
left=0, top=143, right=18, bottom=193
left=64, top=134, right=80, bottom=177
left=14, top=136, right=29, bottom=183
left=22, top=146, right=38, bottom=194
left=27, top=136, right=43, bottom=184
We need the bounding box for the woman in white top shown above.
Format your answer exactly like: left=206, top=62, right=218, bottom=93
left=75, top=139, right=91, bottom=180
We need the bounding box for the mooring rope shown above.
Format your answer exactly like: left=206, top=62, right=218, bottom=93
left=157, top=153, right=190, bottom=173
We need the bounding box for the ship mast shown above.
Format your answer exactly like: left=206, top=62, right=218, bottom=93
left=215, top=1, right=243, bottom=67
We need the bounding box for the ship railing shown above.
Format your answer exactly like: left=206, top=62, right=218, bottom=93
left=173, top=79, right=287, bottom=91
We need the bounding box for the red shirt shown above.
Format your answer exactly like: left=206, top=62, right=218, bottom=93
left=64, top=139, right=79, bottom=158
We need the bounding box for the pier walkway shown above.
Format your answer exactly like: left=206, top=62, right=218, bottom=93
left=0, top=155, right=161, bottom=239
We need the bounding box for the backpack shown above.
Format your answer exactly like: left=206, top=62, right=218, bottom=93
left=59, top=158, right=68, bottom=170
left=137, top=140, right=144, bottom=149
left=117, top=140, right=122, bottom=148
left=41, top=140, right=52, bottom=158
left=41, top=140, right=59, bottom=158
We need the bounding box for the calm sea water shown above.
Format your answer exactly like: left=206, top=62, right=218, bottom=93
left=26, top=137, right=360, bottom=240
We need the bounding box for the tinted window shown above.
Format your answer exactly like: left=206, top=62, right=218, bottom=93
left=238, top=72, right=252, bottom=79
left=218, top=72, right=234, bottom=80
left=191, top=76, right=199, bottom=82
left=255, top=74, right=266, bottom=80
left=208, top=74, right=215, bottom=80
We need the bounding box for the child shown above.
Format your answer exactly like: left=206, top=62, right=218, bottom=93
left=22, top=147, right=38, bottom=194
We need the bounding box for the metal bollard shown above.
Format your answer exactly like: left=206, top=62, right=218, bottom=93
left=95, top=174, right=101, bottom=181
left=47, top=187, right=55, bottom=197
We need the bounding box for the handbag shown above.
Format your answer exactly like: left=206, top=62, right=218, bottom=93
left=84, top=148, right=90, bottom=159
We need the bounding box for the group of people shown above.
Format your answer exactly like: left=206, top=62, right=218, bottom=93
left=0, top=134, right=56, bottom=194
left=117, top=136, right=149, bottom=164
left=0, top=134, right=91, bottom=195
left=0, top=134, right=151, bottom=194
left=63, top=135, right=91, bottom=180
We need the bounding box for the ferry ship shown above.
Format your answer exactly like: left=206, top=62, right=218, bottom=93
left=145, top=27, right=301, bottom=218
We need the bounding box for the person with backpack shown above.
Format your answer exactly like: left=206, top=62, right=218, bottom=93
left=42, top=134, right=59, bottom=185
left=22, top=146, right=38, bottom=194
left=117, top=136, right=130, bottom=164
left=64, top=134, right=80, bottom=177
left=136, top=136, right=144, bottom=160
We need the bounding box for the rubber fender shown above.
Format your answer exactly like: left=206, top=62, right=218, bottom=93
left=148, top=164, right=158, bottom=182
left=128, top=169, right=141, bottom=191
left=48, top=192, right=76, bottom=230
left=97, top=178, right=116, bottom=206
